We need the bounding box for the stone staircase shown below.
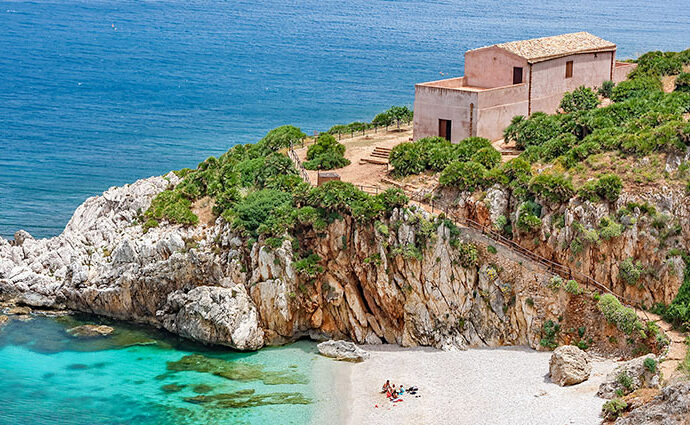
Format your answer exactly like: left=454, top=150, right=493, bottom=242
left=360, top=146, right=392, bottom=165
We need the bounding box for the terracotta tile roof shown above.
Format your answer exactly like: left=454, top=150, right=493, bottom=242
left=477, top=32, right=616, bottom=63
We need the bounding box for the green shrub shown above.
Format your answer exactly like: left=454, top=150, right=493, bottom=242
left=633, top=50, right=684, bottom=77
left=516, top=201, right=542, bottom=232
left=676, top=72, right=690, bottom=93
left=529, top=173, right=575, bottom=204
left=487, top=245, right=497, bottom=254
left=598, top=80, right=615, bottom=98
left=427, top=143, right=456, bottom=171
left=439, top=161, right=488, bottom=191
left=658, top=251, right=690, bottom=331
left=457, top=242, right=479, bottom=268
left=643, top=357, right=657, bottom=373
left=599, top=217, right=623, bottom=240
left=230, top=189, right=293, bottom=236
left=595, top=174, right=623, bottom=202
left=455, top=137, right=492, bottom=160
left=560, top=86, right=600, bottom=113
left=146, top=190, right=199, bottom=226
left=294, top=253, right=324, bottom=277
left=540, top=320, right=560, bottom=349
left=598, top=293, right=644, bottom=335
left=619, top=258, right=644, bottom=287
left=471, top=146, right=501, bottom=169
left=564, top=280, right=582, bottom=295
left=389, top=142, right=426, bottom=176
left=258, top=125, right=306, bottom=152
left=577, top=180, right=599, bottom=202
left=611, top=76, right=663, bottom=102
left=303, top=151, right=351, bottom=170
left=617, top=372, right=634, bottom=391
left=602, top=398, right=627, bottom=419
left=504, top=113, right=564, bottom=149
left=306, top=134, right=345, bottom=160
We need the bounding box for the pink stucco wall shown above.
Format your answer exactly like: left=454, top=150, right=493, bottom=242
left=413, top=83, right=478, bottom=143
left=529, top=51, right=614, bottom=113
left=475, top=83, right=529, bottom=140
left=612, top=61, right=637, bottom=83
left=465, top=47, right=528, bottom=88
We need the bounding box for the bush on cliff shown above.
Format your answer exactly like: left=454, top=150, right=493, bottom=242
left=439, top=161, right=487, bottom=192
left=528, top=172, right=575, bottom=204
left=146, top=190, right=199, bottom=226
left=257, top=125, right=306, bottom=152
left=597, top=293, right=644, bottom=336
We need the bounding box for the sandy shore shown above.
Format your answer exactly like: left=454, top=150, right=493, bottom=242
left=335, top=345, right=618, bottom=425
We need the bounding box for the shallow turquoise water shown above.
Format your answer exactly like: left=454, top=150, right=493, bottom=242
left=0, top=315, right=330, bottom=425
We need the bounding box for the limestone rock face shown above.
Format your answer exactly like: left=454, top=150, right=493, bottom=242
left=0, top=174, right=647, bottom=352
left=158, top=284, right=264, bottom=350
left=613, top=382, right=690, bottom=425
left=317, top=340, right=370, bottom=362
left=66, top=324, right=114, bottom=338
left=549, top=345, right=591, bottom=386
left=597, top=354, right=660, bottom=399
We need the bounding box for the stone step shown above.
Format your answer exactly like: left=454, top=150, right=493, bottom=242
left=362, top=158, right=388, bottom=165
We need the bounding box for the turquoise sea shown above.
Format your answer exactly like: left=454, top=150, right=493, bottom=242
left=1, top=0, right=688, bottom=239
left=1, top=1, right=689, bottom=423
left=0, top=314, right=338, bottom=425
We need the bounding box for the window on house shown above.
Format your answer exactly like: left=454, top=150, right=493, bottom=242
left=513, top=67, right=523, bottom=84
left=565, top=61, right=573, bottom=78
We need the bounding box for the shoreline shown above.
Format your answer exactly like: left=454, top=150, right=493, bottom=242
left=335, top=344, right=619, bottom=425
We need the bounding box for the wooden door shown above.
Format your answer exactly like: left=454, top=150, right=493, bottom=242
left=439, top=119, right=451, bottom=141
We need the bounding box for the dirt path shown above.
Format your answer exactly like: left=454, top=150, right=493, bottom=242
left=636, top=310, right=687, bottom=380
left=293, top=125, right=412, bottom=188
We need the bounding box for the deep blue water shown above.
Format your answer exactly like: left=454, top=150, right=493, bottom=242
left=0, top=0, right=688, bottom=238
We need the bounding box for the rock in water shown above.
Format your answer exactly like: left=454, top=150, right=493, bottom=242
left=597, top=354, right=660, bottom=399
left=0, top=315, right=9, bottom=329
left=67, top=324, right=115, bottom=338
left=317, top=340, right=370, bottom=362
left=158, top=284, right=265, bottom=351
left=549, top=345, right=591, bottom=386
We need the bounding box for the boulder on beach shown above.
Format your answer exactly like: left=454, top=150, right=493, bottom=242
left=317, top=340, right=370, bottom=362
left=67, top=324, right=115, bottom=338
left=549, top=345, right=591, bottom=386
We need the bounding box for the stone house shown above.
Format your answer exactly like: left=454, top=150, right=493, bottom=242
left=413, top=32, right=637, bottom=142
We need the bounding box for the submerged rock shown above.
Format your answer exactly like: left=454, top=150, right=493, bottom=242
left=317, top=340, right=370, bottom=362
left=66, top=324, right=115, bottom=338
left=184, top=389, right=311, bottom=408
left=6, top=306, right=31, bottom=316
left=0, top=315, right=9, bottom=329
left=597, top=354, right=660, bottom=399
left=167, top=354, right=307, bottom=385
left=549, top=345, right=591, bottom=386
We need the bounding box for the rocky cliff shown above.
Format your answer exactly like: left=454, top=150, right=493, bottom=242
left=438, top=175, right=690, bottom=308
left=0, top=174, right=661, bottom=354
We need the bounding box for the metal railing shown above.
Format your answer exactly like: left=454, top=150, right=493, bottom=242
left=332, top=120, right=412, bottom=141
left=287, top=147, right=311, bottom=186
